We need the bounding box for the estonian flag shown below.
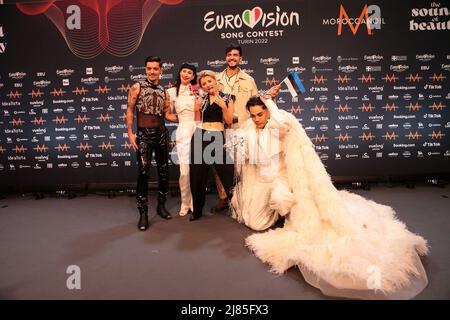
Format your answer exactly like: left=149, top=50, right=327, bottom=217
left=282, top=71, right=306, bottom=97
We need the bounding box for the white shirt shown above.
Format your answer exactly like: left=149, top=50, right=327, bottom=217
left=167, top=85, right=196, bottom=123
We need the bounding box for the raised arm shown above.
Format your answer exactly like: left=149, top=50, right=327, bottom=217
left=259, top=95, right=288, bottom=129
left=216, top=96, right=234, bottom=126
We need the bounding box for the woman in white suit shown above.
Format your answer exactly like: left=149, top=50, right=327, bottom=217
left=167, top=63, right=198, bottom=216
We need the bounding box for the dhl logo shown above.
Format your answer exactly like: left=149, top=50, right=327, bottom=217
left=359, top=103, right=375, bottom=112
left=122, top=141, right=133, bottom=149
left=30, top=89, right=44, bottom=98
left=382, top=102, right=398, bottom=112
left=359, top=132, right=375, bottom=141
left=78, top=143, right=93, bottom=151
left=14, top=145, right=27, bottom=153
left=34, top=144, right=48, bottom=153
left=98, top=113, right=112, bottom=122
left=336, top=133, right=351, bottom=142
left=50, top=88, right=65, bottom=96
left=431, top=131, right=444, bottom=139
left=95, top=85, right=111, bottom=94
left=406, top=131, right=421, bottom=140
left=383, top=131, right=397, bottom=140
left=75, top=114, right=90, bottom=123
left=32, top=116, right=45, bottom=125
left=406, top=73, right=421, bottom=82
left=7, top=90, right=21, bottom=99
left=263, top=77, right=279, bottom=86
left=99, top=141, right=114, bottom=150
left=0, top=146, right=5, bottom=154
left=337, top=4, right=372, bottom=35
left=430, top=102, right=444, bottom=111
left=432, top=72, right=444, bottom=82
left=72, top=87, right=88, bottom=95
left=118, top=84, right=132, bottom=93
left=407, top=102, right=421, bottom=111
left=312, top=105, right=327, bottom=113
left=53, top=116, right=68, bottom=124
left=336, top=104, right=350, bottom=112
left=55, top=144, right=70, bottom=152
left=359, top=74, right=374, bottom=83
left=11, top=118, right=25, bottom=126
left=312, top=134, right=328, bottom=143
left=383, top=74, right=397, bottom=83
left=311, top=75, right=327, bottom=84
left=336, top=74, right=350, bottom=83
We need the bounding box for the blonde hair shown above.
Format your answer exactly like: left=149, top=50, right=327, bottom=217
left=197, top=70, right=217, bottom=85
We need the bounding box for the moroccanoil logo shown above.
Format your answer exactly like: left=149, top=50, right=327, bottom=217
left=407, top=102, right=421, bottom=111
left=204, top=6, right=300, bottom=31
left=99, top=142, right=114, bottom=150
left=382, top=102, right=399, bottom=112
left=34, top=144, right=49, bottom=153
left=336, top=133, right=351, bottom=142
left=312, top=105, right=327, bottom=113
left=359, top=132, right=375, bottom=141
left=324, top=4, right=384, bottom=35
left=359, top=103, right=375, bottom=112
left=290, top=106, right=304, bottom=114
left=312, top=134, right=328, bottom=143
left=118, top=84, right=131, bottom=93
left=383, top=131, right=397, bottom=140
left=56, top=144, right=70, bottom=152
left=75, top=115, right=90, bottom=123
left=121, top=141, right=133, bottom=149
left=383, top=73, right=398, bottom=83
left=359, top=73, right=375, bottom=83
left=431, top=131, right=444, bottom=139
left=406, top=131, right=421, bottom=140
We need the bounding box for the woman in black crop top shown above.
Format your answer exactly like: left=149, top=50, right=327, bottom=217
left=194, top=71, right=235, bottom=129
left=188, top=70, right=236, bottom=221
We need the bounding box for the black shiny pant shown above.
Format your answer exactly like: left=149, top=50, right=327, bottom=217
left=136, top=127, right=169, bottom=209
left=189, top=129, right=235, bottom=218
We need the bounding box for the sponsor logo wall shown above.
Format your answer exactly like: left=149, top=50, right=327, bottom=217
left=0, top=0, right=449, bottom=188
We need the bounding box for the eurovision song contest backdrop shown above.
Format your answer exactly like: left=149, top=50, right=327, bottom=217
left=0, top=0, right=449, bottom=189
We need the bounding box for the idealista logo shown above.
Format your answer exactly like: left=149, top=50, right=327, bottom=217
left=203, top=6, right=300, bottom=42
left=323, top=4, right=385, bottom=35
left=410, top=3, right=450, bottom=31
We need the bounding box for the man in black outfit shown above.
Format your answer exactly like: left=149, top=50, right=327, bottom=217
left=126, top=56, right=178, bottom=231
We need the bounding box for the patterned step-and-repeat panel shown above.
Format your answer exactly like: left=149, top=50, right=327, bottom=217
left=0, top=0, right=449, bottom=188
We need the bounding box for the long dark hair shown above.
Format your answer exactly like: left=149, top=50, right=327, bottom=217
left=175, top=63, right=197, bottom=96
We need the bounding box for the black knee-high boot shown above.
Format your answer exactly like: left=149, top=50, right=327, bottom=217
left=137, top=202, right=149, bottom=231
left=157, top=191, right=172, bottom=220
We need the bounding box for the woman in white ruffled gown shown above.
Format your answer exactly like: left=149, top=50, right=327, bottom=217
left=167, top=63, right=198, bottom=216
left=230, top=95, right=428, bottom=299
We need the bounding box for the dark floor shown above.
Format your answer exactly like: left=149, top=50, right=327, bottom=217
left=0, top=184, right=449, bottom=300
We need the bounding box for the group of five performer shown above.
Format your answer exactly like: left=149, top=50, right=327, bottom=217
left=126, top=44, right=429, bottom=299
